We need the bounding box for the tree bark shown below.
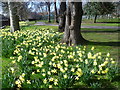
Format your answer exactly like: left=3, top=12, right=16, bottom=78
left=62, top=2, right=86, bottom=45
left=94, top=14, right=97, bottom=23
left=61, top=2, right=71, bottom=45
left=8, top=1, right=20, bottom=32
left=58, top=1, right=66, bottom=32
left=47, top=2, right=51, bottom=23
left=54, top=1, right=59, bottom=23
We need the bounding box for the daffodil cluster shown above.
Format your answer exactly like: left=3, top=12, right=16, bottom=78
left=2, top=28, right=118, bottom=88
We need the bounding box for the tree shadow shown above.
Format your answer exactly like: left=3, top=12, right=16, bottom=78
left=97, top=22, right=120, bottom=23
left=82, top=30, right=120, bottom=33
left=72, top=78, right=119, bottom=89
left=83, top=40, right=120, bottom=46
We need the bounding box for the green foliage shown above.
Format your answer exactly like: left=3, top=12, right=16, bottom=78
left=1, top=28, right=118, bottom=88
left=83, top=2, right=115, bottom=16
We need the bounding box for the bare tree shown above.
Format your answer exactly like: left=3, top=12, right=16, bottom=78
left=58, top=1, right=66, bottom=32
left=8, top=1, right=20, bottom=32
left=54, top=0, right=59, bottom=23
left=46, top=2, right=51, bottom=22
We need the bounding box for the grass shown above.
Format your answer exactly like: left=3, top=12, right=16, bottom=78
left=19, top=21, right=36, bottom=26
left=82, top=18, right=119, bottom=23
left=2, top=20, right=120, bottom=88
left=37, top=19, right=119, bottom=27
left=81, top=28, right=119, bottom=31
left=2, top=57, right=12, bottom=69
left=96, top=18, right=119, bottom=22
left=81, top=23, right=119, bottom=27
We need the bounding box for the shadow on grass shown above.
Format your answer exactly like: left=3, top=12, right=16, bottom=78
left=97, top=22, right=120, bottom=23
left=83, top=40, right=120, bottom=46
left=73, top=75, right=120, bottom=89
left=82, top=30, right=120, bottom=33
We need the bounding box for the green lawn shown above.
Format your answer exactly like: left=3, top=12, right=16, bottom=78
left=81, top=23, right=119, bottom=27
left=37, top=19, right=119, bottom=27
left=82, top=18, right=119, bottom=23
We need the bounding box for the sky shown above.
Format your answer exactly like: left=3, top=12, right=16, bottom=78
left=0, top=0, right=88, bottom=15
left=0, top=2, right=2, bottom=14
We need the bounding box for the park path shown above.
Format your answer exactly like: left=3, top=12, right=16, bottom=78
left=34, top=22, right=120, bottom=29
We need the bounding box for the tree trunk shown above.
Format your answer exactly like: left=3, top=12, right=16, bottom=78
left=62, top=2, right=86, bottom=45
left=94, top=14, right=97, bottom=23
left=58, top=1, right=66, bottom=32
left=61, top=2, right=71, bottom=45
left=54, top=1, right=59, bottom=23
left=8, top=1, right=20, bottom=32
left=47, top=2, right=51, bottom=23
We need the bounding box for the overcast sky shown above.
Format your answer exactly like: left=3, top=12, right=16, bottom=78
left=0, top=2, right=2, bottom=14
left=0, top=1, right=87, bottom=15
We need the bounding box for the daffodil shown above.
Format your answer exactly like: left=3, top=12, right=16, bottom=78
left=51, top=69, right=57, bottom=73
left=37, top=69, right=40, bottom=72
left=107, top=53, right=110, bottom=57
left=52, top=63, right=57, bottom=67
left=49, top=85, right=52, bottom=88
left=93, top=60, right=97, bottom=66
left=85, top=59, right=88, bottom=64
left=10, top=67, right=14, bottom=73
left=47, top=71, right=51, bottom=75
left=98, top=71, right=101, bottom=74
left=76, top=68, right=83, bottom=76
left=12, top=60, right=16, bottom=64
left=15, top=79, right=21, bottom=85
left=42, top=69, right=45, bottom=72
left=49, top=61, right=52, bottom=65
left=57, top=63, right=62, bottom=68
left=42, top=73, right=46, bottom=77
left=75, top=76, right=79, bottom=80
left=111, top=61, right=115, bottom=64
left=64, top=67, right=68, bottom=71
left=49, top=77, right=54, bottom=82
left=19, top=76, right=25, bottom=83
left=91, top=46, right=94, bottom=50
left=43, top=78, right=47, bottom=84
left=27, top=80, right=31, bottom=84
left=102, top=70, right=106, bottom=74
left=63, top=74, right=67, bottom=79
left=91, top=69, right=95, bottom=74
left=79, top=58, right=83, bottom=62
left=18, top=84, right=21, bottom=88
left=78, top=53, right=82, bottom=57
left=18, top=56, right=22, bottom=62
left=54, top=79, right=58, bottom=82
left=32, top=72, right=35, bottom=75
left=104, top=68, right=109, bottom=73
left=88, top=52, right=92, bottom=59
left=60, top=68, right=65, bottom=73
left=71, top=68, right=75, bottom=72
left=22, top=73, right=25, bottom=77
left=32, top=61, right=35, bottom=64
left=104, top=61, right=108, bottom=65
left=54, top=81, right=58, bottom=85
left=63, top=60, right=68, bottom=64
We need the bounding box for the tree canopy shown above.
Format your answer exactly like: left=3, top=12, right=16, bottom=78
left=83, top=2, right=115, bottom=16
